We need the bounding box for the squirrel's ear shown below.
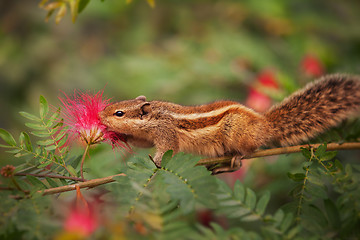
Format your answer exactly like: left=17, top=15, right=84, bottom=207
left=136, top=95, right=146, bottom=102
left=140, top=103, right=151, bottom=116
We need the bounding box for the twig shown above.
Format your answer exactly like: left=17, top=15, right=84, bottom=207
left=41, top=173, right=126, bottom=195
left=14, top=172, right=85, bottom=182
left=80, top=144, right=91, bottom=180
left=197, top=142, right=360, bottom=166
left=0, top=186, right=15, bottom=191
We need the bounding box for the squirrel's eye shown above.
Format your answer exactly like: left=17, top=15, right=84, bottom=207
left=114, top=111, right=124, bottom=117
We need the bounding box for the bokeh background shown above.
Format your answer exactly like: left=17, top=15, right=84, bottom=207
left=1, top=0, right=360, bottom=238
left=1, top=0, right=360, bottom=132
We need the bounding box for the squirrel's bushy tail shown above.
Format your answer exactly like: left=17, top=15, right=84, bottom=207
left=264, top=74, right=360, bottom=146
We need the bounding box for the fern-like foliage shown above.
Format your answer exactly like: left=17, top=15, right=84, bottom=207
left=286, top=143, right=360, bottom=238
left=109, top=151, right=218, bottom=237
left=106, top=152, right=303, bottom=239
left=0, top=96, right=82, bottom=195
left=215, top=179, right=299, bottom=239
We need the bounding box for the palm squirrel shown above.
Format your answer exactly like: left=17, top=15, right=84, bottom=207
left=100, top=74, right=360, bottom=173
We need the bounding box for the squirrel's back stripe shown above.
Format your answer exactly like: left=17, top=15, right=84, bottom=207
left=171, top=105, right=259, bottom=130
left=265, top=74, right=360, bottom=146
left=161, top=101, right=239, bottom=114
left=175, top=108, right=235, bottom=130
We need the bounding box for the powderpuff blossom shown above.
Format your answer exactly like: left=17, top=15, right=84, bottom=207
left=59, top=90, right=127, bottom=149
left=0, top=165, right=15, bottom=178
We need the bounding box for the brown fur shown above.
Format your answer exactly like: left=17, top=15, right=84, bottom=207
left=100, top=74, right=360, bottom=167
left=265, top=74, right=360, bottom=146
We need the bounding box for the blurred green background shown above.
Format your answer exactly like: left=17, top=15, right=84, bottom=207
left=1, top=0, right=360, bottom=133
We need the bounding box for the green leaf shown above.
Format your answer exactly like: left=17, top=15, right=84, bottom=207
left=161, top=150, right=174, bottom=168
left=6, top=148, right=21, bottom=154
left=273, top=209, right=285, bottom=227
left=78, top=0, right=90, bottom=13
left=287, top=225, right=301, bottom=239
left=300, top=147, right=311, bottom=159
left=219, top=199, right=241, bottom=207
left=345, top=164, right=352, bottom=175
left=26, top=175, right=48, bottom=189
left=334, top=159, right=343, bottom=171
left=45, top=145, right=57, bottom=151
left=37, top=139, right=54, bottom=146
left=25, top=123, right=46, bottom=130
left=57, top=134, right=68, bottom=148
left=0, top=128, right=16, bottom=146
left=46, top=178, right=59, bottom=188
left=302, top=161, right=313, bottom=170
left=227, top=208, right=251, bottom=218
left=54, top=130, right=67, bottom=142
left=280, top=213, right=294, bottom=232
left=255, top=191, right=270, bottom=215
left=46, top=108, right=60, bottom=126
left=240, top=214, right=260, bottom=222
left=38, top=161, right=52, bottom=168
left=14, top=152, right=30, bottom=157
left=307, top=174, right=324, bottom=186
left=0, top=144, right=16, bottom=148
left=19, top=111, right=41, bottom=121
left=287, top=172, right=305, bottom=182
left=19, top=132, right=33, bottom=152
left=35, top=146, right=42, bottom=155
left=52, top=120, right=64, bottom=129
left=315, top=143, right=327, bottom=157
left=301, top=204, right=328, bottom=232
left=39, top=95, right=49, bottom=119
left=67, top=165, right=77, bottom=177
left=233, top=180, right=245, bottom=203
left=319, top=151, right=337, bottom=161
left=305, top=184, right=327, bottom=199
left=324, top=199, right=340, bottom=228
left=59, top=178, right=67, bottom=185
left=245, top=188, right=257, bottom=210
left=30, top=131, right=51, bottom=137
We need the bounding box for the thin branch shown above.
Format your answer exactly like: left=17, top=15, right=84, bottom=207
left=197, top=142, right=360, bottom=166
left=29, top=142, right=360, bottom=196
left=80, top=143, right=90, bottom=180
left=41, top=173, right=126, bottom=195
left=0, top=186, right=15, bottom=191
left=14, top=172, right=85, bottom=182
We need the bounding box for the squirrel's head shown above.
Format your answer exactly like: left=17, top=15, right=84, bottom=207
left=99, top=95, right=152, bottom=135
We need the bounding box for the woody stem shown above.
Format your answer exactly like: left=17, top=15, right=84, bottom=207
left=80, top=144, right=91, bottom=180
left=197, top=142, right=360, bottom=166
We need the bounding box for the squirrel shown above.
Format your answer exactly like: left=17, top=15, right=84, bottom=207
left=99, top=74, right=360, bottom=173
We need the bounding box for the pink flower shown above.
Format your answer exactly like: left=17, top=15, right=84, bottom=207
left=0, top=165, right=15, bottom=178
left=246, top=70, right=279, bottom=112
left=63, top=185, right=99, bottom=237
left=301, top=54, right=324, bottom=77
left=64, top=208, right=98, bottom=237
left=59, top=90, right=127, bottom=149
left=257, top=70, right=279, bottom=89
